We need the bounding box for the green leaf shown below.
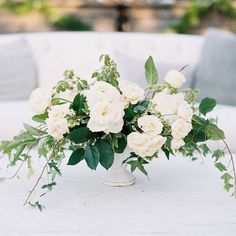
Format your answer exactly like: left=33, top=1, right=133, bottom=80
left=199, top=144, right=210, bottom=156
left=68, top=127, right=93, bottom=144
left=12, top=144, right=27, bottom=165
left=206, top=123, right=225, bottom=140
left=114, top=134, right=127, bottom=154
left=95, top=139, right=114, bottom=170
left=124, top=106, right=136, bottom=122
left=72, top=94, right=87, bottom=115
left=67, top=148, right=85, bottom=165
left=221, top=173, right=233, bottom=184
left=199, top=97, right=217, bottom=116
left=41, top=182, right=57, bottom=190
left=32, top=112, right=48, bottom=123
left=224, top=183, right=233, bottom=192
left=23, top=124, right=45, bottom=136
left=215, top=162, right=227, bottom=172
left=48, top=161, right=62, bottom=175
left=128, top=158, right=149, bottom=177
left=212, top=150, right=225, bottom=162
left=145, top=56, right=158, bottom=85
left=84, top=145, right=100, bottom=170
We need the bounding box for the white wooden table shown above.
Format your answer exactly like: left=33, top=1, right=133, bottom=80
left=0, top=153, right=236, bottom=236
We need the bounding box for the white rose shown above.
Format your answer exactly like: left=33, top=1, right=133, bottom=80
left=29, top=87, right=51, bottom=115
left=87, top=101, right=124, bottom=133
left=152, top=93, right=185, bottom=124
left=139, top=135, right=166, bottom=157
left=164, top=70, right=186, bottom=88
left=138, top=115, right=163, bottom=136
left=177, top=101, right=193, bottom=122
left=171, top=138, right=185, bottom=150
left=171, top=119, right=192, bottom=139
left=48, top=104, right=71, bottom=120
left=85, top=81, right=121, bottom=107
left=119, top=80, right=145, bottom=105
left=127, top=132, right=150, bottom=153
left=46, top=118, right=69, bottom=140
left=56, top=89, right=78, bottom=102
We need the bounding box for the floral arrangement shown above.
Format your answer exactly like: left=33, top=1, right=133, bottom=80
left=0, top=55, right=235, bottom=210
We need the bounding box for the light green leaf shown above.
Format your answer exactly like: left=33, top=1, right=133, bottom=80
left=215, top=162, right=227, bottom=172
left=206, top=123, right=225, bottom=140
left=145, top=56, right=158, bottom=85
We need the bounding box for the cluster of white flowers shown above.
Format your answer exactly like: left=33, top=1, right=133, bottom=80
left=85, top=81, right=125, bottom=133
left=127, top=115, right=166, bottom=158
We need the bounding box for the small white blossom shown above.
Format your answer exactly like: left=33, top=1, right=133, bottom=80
left=164, top=70, right=186, bottom=88
left=138, top=115, right=163, bottom=136
left=29, top=87, right=52, bottom=115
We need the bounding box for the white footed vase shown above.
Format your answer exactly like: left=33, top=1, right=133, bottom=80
left=101, top=149, right=136, bottom=187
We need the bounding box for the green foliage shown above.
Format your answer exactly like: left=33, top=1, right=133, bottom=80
left=145, top=56, right=158, bottom=85
left=199, top=97, right=217, bottom=116
left=215, top=162, right=227, bottom=172
left=111, top=134, right=127, bottom=154
left=67, top=148, right=85, bottom=165
left=72, top=94, right=87, bottom=116
left=128, top=157, right=149, bottom=177
left=53, top=14, right=92, bottom=31
left=92, top=55, right=120, bottom=88
left=95, top=139, right=114, bottom=170
left=68, top=127, right=93, bottom=144
left=84, top=145, right=100, bottom=170
left=32, top=112, right=48, bottom=123
left=169, top=0, right=236, bottom=34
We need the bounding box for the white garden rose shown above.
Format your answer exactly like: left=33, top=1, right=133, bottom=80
left=87, top=101, right=124, bottom=133
left=139, top=135, right=166, bottom=157
left=127, top=132, right=150, bottom=154
left=152, top=92, right=185, bottom=124
left=177, top=101, right=193, bottom=122
left=171, top=138, right=185, bottom=150
left=119, top=80, right=145, bottom=105
left=29, top=87, right=52, bottom=115
left=56, top=89, right=78, bottom=102
left=48, top=104, right=71, bottom=120
left=85, top=81, right=121, bottom=107
left=138, top=115, right=163, bottom=136
left=164, top=70, right=186, bottom=88
left=46, top=118, right=69, bottom=141
left=171, top=119, right=192, bottom=139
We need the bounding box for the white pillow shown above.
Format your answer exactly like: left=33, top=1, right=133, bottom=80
left=207, top=105, right=236, bottom=153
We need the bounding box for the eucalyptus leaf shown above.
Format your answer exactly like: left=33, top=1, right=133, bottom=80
left=145, top=56, right=158, bottom=85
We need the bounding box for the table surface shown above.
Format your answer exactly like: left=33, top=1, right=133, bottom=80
left=0, top=153, right=236, bottom=236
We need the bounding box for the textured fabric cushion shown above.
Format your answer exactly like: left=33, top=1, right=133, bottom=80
left=113, top=51, right=194, bottom=89
left=192, top=29, right=236, bottom=105
left=0, top=38, right=37, bottom=100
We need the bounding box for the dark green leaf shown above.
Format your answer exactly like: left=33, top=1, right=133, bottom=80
left=145, top=56, right=158, bottom=85
left=114, top=135, right=127, bottom=154
left=95, top=139, right=114, bottom=170
left=68, top=127, right=93, bottom=144
left=41, top=182, right=57, bottom=190
left=72, top=94, right=86, bottom=115
left=84, top=145, right=100, bottom=170
left=215, top=162, right=227, bottom=172
left=199, top=97, right=217, bottom=116
left=48, top=161, right=62, bottom=175
left=67, top=148, right=85, bottom=165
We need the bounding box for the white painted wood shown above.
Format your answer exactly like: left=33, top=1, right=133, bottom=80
left=1, top=154, right=236, bottom=236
